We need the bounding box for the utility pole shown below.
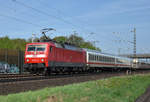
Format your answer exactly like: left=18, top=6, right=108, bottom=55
left=131, top=28, right=136, bottom=58
left=32, top=34, right=36, bottom=43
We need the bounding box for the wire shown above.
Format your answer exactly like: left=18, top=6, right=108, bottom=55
left=11, top=0, right=124, bottom=53
left=0, top=13, right=42, bottom=27
left=37, top=0, right=94, bottom=31
left=12, top=0, right=81, bottom=28
left=12, top=0, right=99, bottom=39
left=113, top=32, right=134, bottom=45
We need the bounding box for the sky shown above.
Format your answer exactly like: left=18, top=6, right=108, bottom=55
left=0, top=0, right=150, bottom=55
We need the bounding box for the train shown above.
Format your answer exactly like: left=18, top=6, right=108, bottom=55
left=23, top=40, right=150, bottom=75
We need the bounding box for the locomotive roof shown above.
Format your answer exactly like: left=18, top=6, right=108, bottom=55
left=54, top=42, right=83, bottom=52
left=27, top=41, right=83, bottom=52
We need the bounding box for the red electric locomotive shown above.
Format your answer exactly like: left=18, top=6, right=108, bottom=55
left=24, top=41, right=86, bottom=74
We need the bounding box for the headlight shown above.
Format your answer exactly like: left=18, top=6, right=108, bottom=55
left=41, top=59, right=44, bottom=62
left=27, top=59, right=29, bottom=62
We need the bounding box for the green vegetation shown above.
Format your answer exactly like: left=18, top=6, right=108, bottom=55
left=0, top=34, right=100, bottom=51
left=0, top=74, right=150, bottom=102
left=53, top=34, right=101, bottom=51
left=0, top=36, right=27, bottom=51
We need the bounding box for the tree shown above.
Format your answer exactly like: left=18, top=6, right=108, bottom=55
left=68, top=34, right=84, bottom=46
left=53, top=36, right=68, bottom=43
left=0, top=34, right=101, bottom=51
left=0, top=36, right=27, bottom=50
left=53, top=33, right=101, bottom=51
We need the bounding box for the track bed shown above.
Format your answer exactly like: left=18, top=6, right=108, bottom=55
left=1, top=70, right=150, bottom=95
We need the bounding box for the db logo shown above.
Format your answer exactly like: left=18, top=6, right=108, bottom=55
left=32, top=59, right=37, bottom=61
left=33, top=55, right=37, bottom=57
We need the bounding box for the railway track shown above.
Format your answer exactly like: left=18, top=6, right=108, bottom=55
left=0, top=72, right=101, bottom=83
left=0, top=69, right=150, bottom=83
left=0, top=73, right=36, bottom=78
left=0, top=69, right=150, bottom=95
left=0, top=74, right=49, bottom=83
left=0, top=75, right=45, bottom=83
left=0, top=71, right=123, bottom=83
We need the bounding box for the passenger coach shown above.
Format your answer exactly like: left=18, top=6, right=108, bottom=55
left=85, top=49, right=131, bottom=70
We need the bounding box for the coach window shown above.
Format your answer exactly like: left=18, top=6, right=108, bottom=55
left=89, top=54, right=92, bottom=61
left=91, top=55, right=93, bottom=61
left=90, top=55, right=92, bottom=60
left=103, top=56, right=105, bottom=62
left=106, top=57, right=109, bottom=62
left=99, top=56, right=101, bottom=61
left=89, top=54, right=91, bottom=60
left=98, top=56, right=100, bottom=61
left=107, top=57, right=109, bottom=62
left=96, top=56, right=98, bottom=61
left=108, top=57, right=110, bottom=62
left=102, top=56, right=104, bottom=62
left=105, top=57, right=107, bottom=62
left=111, top=58, right=113, bottom=62
left=108, top=57, right=111, bottom=62
left=112, top=58, right=115, bottom=62
left=112, top=58, right=114, bottom=62
left=106, top=57, right=108, bottom=62
left=110, top=57, right=112, bottom=62
left=110, top=58, right=112, bottom=62
left=50, top=46, right=53, bottom=52
left=94, top=55, right=96, bottom=61
left=90, top=55, right=92, bottom=61
left=99, top=56, right=102, bottom=61
left=92, top=55, right=94, bottom=61
left=93, top=55, right=95, bottom=61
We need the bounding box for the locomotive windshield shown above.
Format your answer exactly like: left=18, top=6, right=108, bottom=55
left=27, top=45, right=46, bottom=51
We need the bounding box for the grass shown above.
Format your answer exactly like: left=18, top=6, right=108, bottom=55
left=0, top=74, right=150, bottom=102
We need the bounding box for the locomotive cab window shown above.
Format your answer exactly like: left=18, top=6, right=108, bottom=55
left=27, top=45, right=35, bottom=51
left=27, top=45, right=46, bottom=51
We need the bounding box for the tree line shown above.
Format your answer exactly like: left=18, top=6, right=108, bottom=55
left=0, top=34, right=100, bottom=51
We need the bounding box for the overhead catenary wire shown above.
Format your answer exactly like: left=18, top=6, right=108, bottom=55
left=10, top=0, right=123, bottom=53
left=0, top=4, right=65, bottom=37
left=12, top=0, right=81, bottom=29
left=36, top=0, right=95, bottom=37
left=113, top=32, right=134, bottom=45
left=12, top=0, right=100, bottom=39
left=0, top=10, right=121, bottom=54
left=0, top=13, right=42, bottom=28
left=12, top=0, right=119, bottom=42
